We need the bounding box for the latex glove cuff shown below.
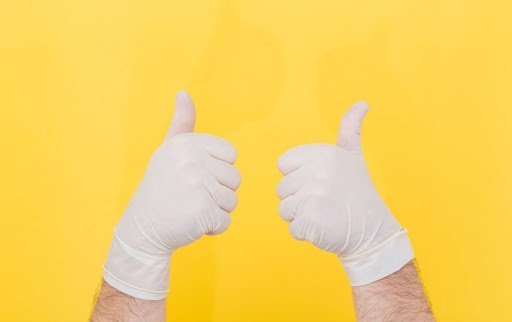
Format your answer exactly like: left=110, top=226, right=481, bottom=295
left=339, top=228, right=414, bottom=286
left=103, top=231, right=171, bottom=300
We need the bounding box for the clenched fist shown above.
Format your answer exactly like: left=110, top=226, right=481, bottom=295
left=276, top=102, right=413, bottom=286
left=104, top=91, right=241, bottom=300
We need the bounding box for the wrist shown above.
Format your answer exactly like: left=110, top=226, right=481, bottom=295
left=104, top=231, right=171, bottom=300
left=351, top=261, right=434, bottom=321
left=339, top=228, right=414, bottom=286
left=91, top=279, right=166, bottom=321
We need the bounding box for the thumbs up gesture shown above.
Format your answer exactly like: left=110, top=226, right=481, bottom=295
left=104, top=91, right=241, bottom=300
left=277, top=102, right=414, bottom=286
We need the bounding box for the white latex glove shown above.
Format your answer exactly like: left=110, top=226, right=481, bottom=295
left=104, top=91, right=241, bottom=300
left=276, top=102, right=413, bottom=286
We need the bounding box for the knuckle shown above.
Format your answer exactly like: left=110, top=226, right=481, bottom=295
left=226, top=145, right=237, bottom=161
left=230, top=167, right=242, bottom=189
left=230, top=193, right=239, bottom=208
left=223, top=192, right=238, bottom=212
left=276, top=181, right=287, bottom=199
left=217, top=214, right=231, bottom=231
left=278, top=202, right=292, bottom=221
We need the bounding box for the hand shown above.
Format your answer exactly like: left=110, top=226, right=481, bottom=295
left=276, top=102, right=413, bottom=286
left=103, top=91, right=241, bottom=300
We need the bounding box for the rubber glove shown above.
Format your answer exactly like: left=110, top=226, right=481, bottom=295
left=276, top=102, right=413, bottom=286
left=104, top=91, right=241, bottom=300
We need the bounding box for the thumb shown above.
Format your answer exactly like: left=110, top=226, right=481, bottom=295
left=336, top=101, right=369, bottom=152
left=166, top=90, right=196, bottom=139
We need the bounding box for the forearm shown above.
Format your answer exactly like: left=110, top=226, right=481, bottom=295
left=91, top=92, right=239, bottom=320
left=90, top=280, right=166, bottom=322
left=352, top=260, right=434, bottom=322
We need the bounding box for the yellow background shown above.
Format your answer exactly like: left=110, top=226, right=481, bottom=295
left=1, top=0, right=511, bottom=321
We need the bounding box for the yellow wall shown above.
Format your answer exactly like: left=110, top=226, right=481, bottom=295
left=1, top=0, right=511, bottom=321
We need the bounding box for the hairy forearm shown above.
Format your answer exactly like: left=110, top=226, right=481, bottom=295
left=90, top=280, right=166, bottom=322
left=352, top=261, right=434, bottom=322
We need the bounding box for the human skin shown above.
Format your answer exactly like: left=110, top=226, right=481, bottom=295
left=91, top=261, right=434, bottom=322
left=277, top=102, right=434, bottom=321
left=91, top=97, right=433, bottom=321
left=352, top=260, right=435, bottom=321
left=90, top=280, right=165, bottom=322
left=92, top=91, right=237, bottom=320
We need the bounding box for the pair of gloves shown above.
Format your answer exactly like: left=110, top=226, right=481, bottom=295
left=104, top=91, right=414, bottom=300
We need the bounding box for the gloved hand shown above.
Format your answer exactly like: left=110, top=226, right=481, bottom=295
left=104, top=91, right=241, bottom=300
left=276, top=102, right=413, bottom=286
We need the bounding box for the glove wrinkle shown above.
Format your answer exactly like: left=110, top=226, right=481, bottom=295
left=104, top=131, right=240, bottom=299
left=277, top=124, right=414, bottom=286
